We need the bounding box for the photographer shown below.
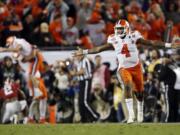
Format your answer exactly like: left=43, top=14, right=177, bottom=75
left=158, top=54, right=180, bottom=122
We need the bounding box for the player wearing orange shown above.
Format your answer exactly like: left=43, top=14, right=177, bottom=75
left=0, top=36, right=45, bottom=97
left=75, top=19, right=180, bottom=123
left=28, top=76, right=48, bottom=124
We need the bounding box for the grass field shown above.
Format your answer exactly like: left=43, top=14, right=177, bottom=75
left=0, top=123, right=180, bottom=135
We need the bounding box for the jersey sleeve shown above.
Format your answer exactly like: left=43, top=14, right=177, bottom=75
left=132, top=31, right=143, bottom=42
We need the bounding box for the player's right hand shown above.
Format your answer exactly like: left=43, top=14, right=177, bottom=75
left=72, top=47, right=84, bottom=57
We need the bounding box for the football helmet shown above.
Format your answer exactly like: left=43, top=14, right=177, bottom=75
left=114, top=19, right=130, bottom=38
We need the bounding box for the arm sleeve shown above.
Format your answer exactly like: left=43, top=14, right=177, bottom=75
left=132, top=31, right=144, bottom=43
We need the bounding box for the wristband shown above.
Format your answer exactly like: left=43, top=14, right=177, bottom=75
left=83, top=49, right=88, bottom=55
left=165, top=43, right=171, bottom=48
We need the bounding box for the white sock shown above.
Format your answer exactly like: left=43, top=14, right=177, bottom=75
left=137, top=100, right=144, bottom=122
left=39, top=99, right=47, bottom=119
left=23, top=117, right=28, bottom=124
left=125, top=98, right=135, bottom=119
left=28, top=100, right=37, bottom=119
left=137, top=101, right=143, bottom=113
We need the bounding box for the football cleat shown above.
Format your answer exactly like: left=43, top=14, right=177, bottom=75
left=127, top=117, right=135, bottom=124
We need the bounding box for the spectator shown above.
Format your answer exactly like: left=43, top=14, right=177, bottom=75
left=131, top=16, right=151, bottom=39
left=35, top=22, right=54, bottom=47
left=91, top=55, right=110, bottom=93
left=46, top=0, right=69, bottom=30
left=64, top=17, right=79, bottom=46
left=76, top=0, right=93, bottom=32
left=147, top=3, right=166, bottom=40
left=54, top=61, right=69, bottom=95
left=7, top=9, right=23, bottom=35
left=0, top=56, right=21, bottom=87
left=148, top=50, right=161, bottom=73
left=49, top=13, right=67, bottom=46
left=87, top=3, right=106, bottom=46
left=21, top=14, right=35, bottom=43
left=76, top=30, right=94, bottom=49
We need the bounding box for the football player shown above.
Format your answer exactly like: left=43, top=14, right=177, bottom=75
left=0, top=78, right=27, bottom=124
left=28, top=76, right=48, bottom=124
left=74, top=19, right=180, bottom=123
left=0, top=36, right=45, bottom=99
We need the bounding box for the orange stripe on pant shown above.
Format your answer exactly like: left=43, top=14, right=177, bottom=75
left=118, top=62, right=144, bottom=92
left=28, top=52, right=45, bottom=97
left=38, top=78, right=48, bottom=99
left=29, top=52, right=44, bottom=75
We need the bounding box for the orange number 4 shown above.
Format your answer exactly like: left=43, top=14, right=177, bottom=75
left=121, top=44, right=130, bottom=57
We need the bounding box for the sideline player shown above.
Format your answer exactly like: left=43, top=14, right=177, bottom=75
left=74, top=19, right=180, bottom=123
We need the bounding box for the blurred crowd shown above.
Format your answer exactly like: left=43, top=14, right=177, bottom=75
left=0, top=0, right=180, bottom=124
left=0, top=0, right=179, bottom=49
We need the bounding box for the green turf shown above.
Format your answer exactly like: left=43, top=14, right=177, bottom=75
left=0, top=123, right=180, bottom=135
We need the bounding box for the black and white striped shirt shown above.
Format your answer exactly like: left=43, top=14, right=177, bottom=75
left=77, top=57, right=92, bottom=81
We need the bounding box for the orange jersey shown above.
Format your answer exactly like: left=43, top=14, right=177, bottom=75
left=148, top=18, right=166, bottom=40
left=79, top=36, right=94, bottom=49
left=49, top=21, right=63, bottom=44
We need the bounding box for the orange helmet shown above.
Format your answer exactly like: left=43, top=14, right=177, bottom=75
left=114, top=19, right=130, bottom=38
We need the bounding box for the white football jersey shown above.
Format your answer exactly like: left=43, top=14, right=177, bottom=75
left=10, top=37, right=32, bottom=57
left=107, top=31, right=143, bottom=69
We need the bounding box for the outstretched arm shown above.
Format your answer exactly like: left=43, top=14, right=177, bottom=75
left=87, top=43, right=113, bottom=54
left=137, top=38, right=180, bottom=49
left=73, top=43, right=113, bottom=56
left=0, top=45, right=22, bottom=52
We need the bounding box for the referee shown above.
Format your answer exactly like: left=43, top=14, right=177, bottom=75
left=72, top=49, right=100, bottom=123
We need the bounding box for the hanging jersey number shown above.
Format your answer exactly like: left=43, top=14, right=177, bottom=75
left=121, top=44, right=130, bottom=57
